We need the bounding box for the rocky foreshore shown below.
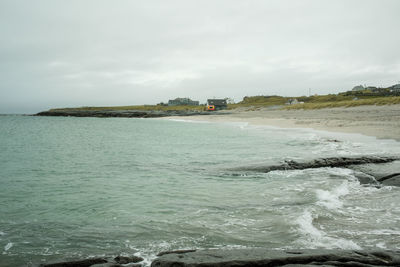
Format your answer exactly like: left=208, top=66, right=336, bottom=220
left=38, top=249, right=400, bottom=267
left=35, top=109, right=216, bottom=118
left=151, top=249, right=400, bottom=267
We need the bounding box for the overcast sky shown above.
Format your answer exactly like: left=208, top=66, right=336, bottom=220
left=1, top=0, right=400, bottom=113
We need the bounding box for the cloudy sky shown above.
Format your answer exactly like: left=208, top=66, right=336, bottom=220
left=1, top=0, right=400, bottom=113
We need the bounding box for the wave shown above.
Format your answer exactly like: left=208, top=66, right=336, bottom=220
left=4, top=242, right=13, bottom=252
left=294, top=209, right=361, bottom=250
left=315, top=181, right=350, bottom=210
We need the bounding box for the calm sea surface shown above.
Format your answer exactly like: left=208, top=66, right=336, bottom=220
left=1, top=115, right=400, bottom=266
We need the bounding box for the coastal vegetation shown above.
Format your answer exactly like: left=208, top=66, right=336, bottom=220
left=229, top=94, right=400, bottom=110
left=284, top=96, right=400, bottom=110
left=49, top=104, right=205, bottom=112
left=47, top=88, right=400, bottom=112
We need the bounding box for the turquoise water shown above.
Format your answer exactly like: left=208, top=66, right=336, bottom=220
left=1, top=115, right=400, bottom=266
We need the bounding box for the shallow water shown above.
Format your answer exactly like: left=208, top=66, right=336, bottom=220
left=0, top=116, right=399, bottom=266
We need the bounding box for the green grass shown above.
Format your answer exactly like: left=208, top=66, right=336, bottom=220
left=48, top=94, right=400, bottom=113
left=284, top=96, right=400, bottom=110
left=229, top=94, right=400, bottom=110
left=227, top=96, right=290, bottom=110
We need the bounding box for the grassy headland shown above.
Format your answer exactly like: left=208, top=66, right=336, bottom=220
left=284, top=96, right=400, bottom=110
left=47, top=89, right=400, bottom=112
left=49, top=105, right=205, bottom=112
left=229, top=94, right=400, bottom=110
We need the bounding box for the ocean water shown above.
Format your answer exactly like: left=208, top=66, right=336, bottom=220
left=1, top=115, right=400, bottom=266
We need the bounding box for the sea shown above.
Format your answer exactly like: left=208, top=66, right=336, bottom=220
left=1, top=115, right=400, bottom=266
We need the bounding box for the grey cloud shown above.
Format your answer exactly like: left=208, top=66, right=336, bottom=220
left=1, top=0, right=400, bottom=113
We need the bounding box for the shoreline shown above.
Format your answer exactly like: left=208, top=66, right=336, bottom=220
left=38, top=249, right=400, bottom=266
left=167, top=105, right=400, bottom=141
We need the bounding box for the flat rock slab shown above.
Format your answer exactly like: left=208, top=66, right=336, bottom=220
left=39, top=255, right=144, bottom=267
left=235, top=156, right=400, bottom=186
left=349, top=160, right=400, bottom=186
left=237, top=156, right=399, bottom=173
left=151, top=249, right=400, bottom=267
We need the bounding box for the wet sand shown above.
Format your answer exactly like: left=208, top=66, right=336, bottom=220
left=171, top=105, right=400, bottom=141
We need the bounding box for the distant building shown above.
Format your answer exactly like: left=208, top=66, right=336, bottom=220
left=224, top=97, right=235, bottom=104
left=207, top=99, right=227, bottom=110
left=352, top=85, right=364, bottom=91
left=365, top=86, right=378, bottom=91
left=390, top=84, right=400, bottom=92
left=168, top=98, right=199, bottom=106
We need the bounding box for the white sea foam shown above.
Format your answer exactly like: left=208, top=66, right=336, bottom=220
left=376, top=242, right=387, bottom=249
left=4, top=242, right=13, bottom=251
left=296, top=210, right=323, bottom=239
left=316, top=181, right=350, bottom=210
left=166, top=118, right=210, bottom=124
left=367, top=229, right=400, bottom=236
left=295, top=209, right=361, bottom=250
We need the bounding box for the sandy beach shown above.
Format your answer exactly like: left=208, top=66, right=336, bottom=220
left=173, top=105, right=400, bottom=141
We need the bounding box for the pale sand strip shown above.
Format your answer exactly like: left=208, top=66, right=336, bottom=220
left=169, top=105, right=400, bottom=141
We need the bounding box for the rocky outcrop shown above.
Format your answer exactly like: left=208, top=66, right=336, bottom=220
left=349, top=160, right=400, bottom=186
left=36, top=249, right=400, bottom=267
left=238, top=156, right=398, bottom=173
left=236, top=156, right=400, bottom=186
left=39, top=255, right=144, bottom=267
left=39, top=258, right=108, bottom=267
left=151, top=249, right=400, bottom=267
left=35, top=109, right=215, bottom=118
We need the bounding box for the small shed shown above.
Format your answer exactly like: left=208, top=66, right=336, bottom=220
left=352, top=85, right=364, bottom=91
left=207, top=99, right=227, bottom=110
left=168, top=98, right=199, bottom=106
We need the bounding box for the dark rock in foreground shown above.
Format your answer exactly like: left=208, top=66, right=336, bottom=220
left=239, top=156, right=398, bottom=173
left=151, top=249, right=400, bottom=267
left=39, top=258, right=108, bottom=267
left=35, top=109, right=216, bottom=118
left=39, top=255, right=144, bottom=267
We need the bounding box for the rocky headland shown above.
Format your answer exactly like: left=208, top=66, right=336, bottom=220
left=35, top=109, right=217, bottom=118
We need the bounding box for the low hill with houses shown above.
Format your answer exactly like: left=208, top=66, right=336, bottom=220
left=36, top=83, right=400, bottom=117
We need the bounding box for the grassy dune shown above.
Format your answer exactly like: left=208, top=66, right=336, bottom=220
left=227, top=96, right=290, bottom=109
left=284, top=96, right=400, bottom=110
left=228, top=95, right=400, bottom=110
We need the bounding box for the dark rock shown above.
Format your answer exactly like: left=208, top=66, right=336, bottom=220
left=348, top=160, right=400, bottom=187
left=150, top=249, right=400, bottom=267
left=39, top=257, right=107, bottom=267
left=157, top=250, right=197, bottom=257
left=91, top=264, right=121, bottom=267
left=237, top=156, right=398, bottom=173
left=114, top=255, right=144, bottom=264
left=235, top=156, right=400, bottom=186
left=351, top=172, right=379, bottom=185
left=348, top=160, right=400, bottom=180
left=380, top=174, right=400, bottom=186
